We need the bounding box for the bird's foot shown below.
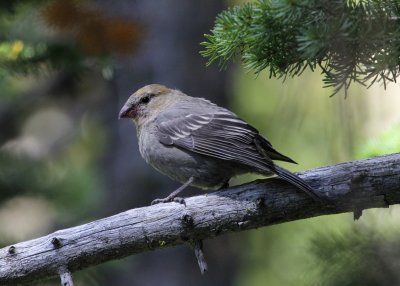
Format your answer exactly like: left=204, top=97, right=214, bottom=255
left=151, top=177, right=193, bottom=206
left=151, top=196, right=186, bottom=206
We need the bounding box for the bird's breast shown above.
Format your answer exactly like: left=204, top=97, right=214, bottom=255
left=137, top=125, right=198, bottom=175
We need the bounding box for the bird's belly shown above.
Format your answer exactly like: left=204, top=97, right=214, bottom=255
left=138, top=131, right=240, bottom=189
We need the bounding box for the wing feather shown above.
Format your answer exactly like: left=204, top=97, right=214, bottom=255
left=156, top=110, right=276, bottom=172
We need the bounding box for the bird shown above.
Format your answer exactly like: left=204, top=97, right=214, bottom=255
left=119, top=84, right=323, bottom=204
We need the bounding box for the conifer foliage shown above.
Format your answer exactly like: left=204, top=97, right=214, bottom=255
left=202, top=0, right=400, bottom=95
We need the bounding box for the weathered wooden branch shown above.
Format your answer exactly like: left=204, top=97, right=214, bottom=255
left=59, top=268, right=74, bottom=286
left=1, top=153, right=399, bottom=285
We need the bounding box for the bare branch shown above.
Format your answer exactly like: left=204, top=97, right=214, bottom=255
left=192, top=240, right=208, bottom=274
left=0, top=153, right=399, bottom=285
left=59, top=268, right=74, bottom=286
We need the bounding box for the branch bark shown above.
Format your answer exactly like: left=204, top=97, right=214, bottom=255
left=1, top=153, right=399, bottom=285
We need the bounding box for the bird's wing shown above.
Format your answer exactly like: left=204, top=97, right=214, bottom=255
left=156, top=109, right=282, bottom=172
left=156, top=107, right=324, bottom=202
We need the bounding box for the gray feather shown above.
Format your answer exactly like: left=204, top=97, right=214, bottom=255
left=156, top=106, right=283, bottom=173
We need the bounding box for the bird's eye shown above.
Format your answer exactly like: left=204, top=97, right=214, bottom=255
left=140, top=96, right=150, bottom=104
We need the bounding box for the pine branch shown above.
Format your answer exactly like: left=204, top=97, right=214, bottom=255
left=1, top=153, right=400, bottom=285
left=0, top=43, right=87, bottom=76
left=201, top=0, right=400, bottom=95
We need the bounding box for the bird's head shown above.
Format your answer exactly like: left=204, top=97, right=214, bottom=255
left=119, top=84, right=175, bottom=124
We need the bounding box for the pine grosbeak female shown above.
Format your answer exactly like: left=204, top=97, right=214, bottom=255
left=119, top=84, right=323, bottom=204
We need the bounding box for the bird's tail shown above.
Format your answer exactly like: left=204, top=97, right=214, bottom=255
left=273, top=165, right=324, bottom=202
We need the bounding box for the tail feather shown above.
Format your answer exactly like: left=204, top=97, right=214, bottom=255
left=273, top=165, right=324, bottom=202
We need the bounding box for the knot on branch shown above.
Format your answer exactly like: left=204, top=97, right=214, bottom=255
left=51, top=237, right=63, bottom=249
left=255, top=197, right=265, bottom=209
left=180, top=211, right=195, bottom=241
left=8, top=246, right=16, bottom=255
left=181, top=213, right=194, bottom=228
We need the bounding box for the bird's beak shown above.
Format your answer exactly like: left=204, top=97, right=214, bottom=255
left=119, top=104, right=135, bottom=119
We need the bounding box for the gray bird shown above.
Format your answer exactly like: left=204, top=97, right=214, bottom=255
left=119, top=84, right=323, bottom=204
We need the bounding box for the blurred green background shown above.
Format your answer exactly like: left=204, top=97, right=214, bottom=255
left=0, top=1, right=399, bottom=285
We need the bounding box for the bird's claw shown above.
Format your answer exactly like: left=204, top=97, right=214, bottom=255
left=151, top=196, right=186, bottom=206
left=172, top=197, right=186, bottom=205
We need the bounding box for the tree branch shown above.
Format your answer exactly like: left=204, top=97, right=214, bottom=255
left=1, top=153, right=399, bottom=285
left=201, top=1, right=400, bottom=95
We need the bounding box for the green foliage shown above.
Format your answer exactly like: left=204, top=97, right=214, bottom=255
left=0, top=0, right=36, bottom=13
left=0, top=118, right=105, bottom=222
left=0, top=1, right=118, bottom=81
left=0, top=41, right=85, bottom=76
left=309, top=226, right=400, bottom=286
left=202, top=0, right=400, bottom=95
left=0, top=152, right=99, bottom=220
left=0, top=3, right=86, bottom=78
left=356, top=124, right=400, bottom=159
